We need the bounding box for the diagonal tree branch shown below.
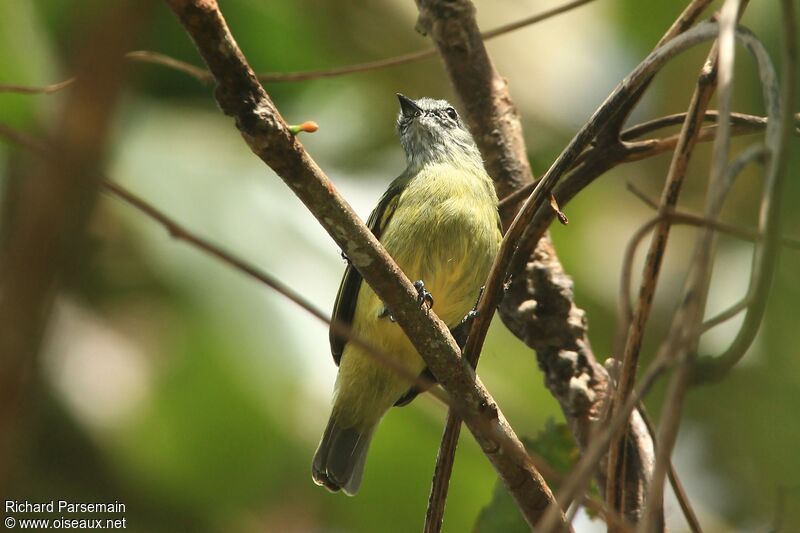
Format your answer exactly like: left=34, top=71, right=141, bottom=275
left=412, top=0, right=542, bottom=528
left=163, top=0, right=565, bottom=528
left=414, top=1, right=718, bottom=530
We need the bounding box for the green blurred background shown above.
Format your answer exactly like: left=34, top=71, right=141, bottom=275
left=0, top=1, right=797, bottom=531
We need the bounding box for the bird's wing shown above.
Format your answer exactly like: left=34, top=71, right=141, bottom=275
left=329, top=177, right=406, bottom=365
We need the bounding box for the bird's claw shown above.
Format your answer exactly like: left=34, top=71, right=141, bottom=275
left=414, top=280, right=434, bottom=313
left=464, top=308, right=480, bottom=321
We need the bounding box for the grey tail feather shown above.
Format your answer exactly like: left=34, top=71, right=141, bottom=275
left=312, top=416, right=375, bottom=496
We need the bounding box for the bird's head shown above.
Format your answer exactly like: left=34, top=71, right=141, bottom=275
left=395, top=94, right=482, bottom=168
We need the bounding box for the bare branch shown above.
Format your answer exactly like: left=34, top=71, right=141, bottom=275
left=424, top=413, right=462, bottom=533
left=0, top=77, right=75, bottom=95
left=626, top=180, right=800, bottom=247
left=595, top=0, right=715, bottom=146
left=640, top=13, right=789, bottom=531
left=254, top=0, right=596, bottom=83
left=126, top=50, right=213, bottom=82
left=412, top=0, right=572, bottom=528
left=252, top=0, right=597, bottom=83
left=636, top=404, right=704, bottom=533
left=421, top=7, right=725, bottom=531
left=163, top=0, right=563, bottom=528
left=606, top=27, right=726, bottom=525
left=621, top=110, right=775, bottom=140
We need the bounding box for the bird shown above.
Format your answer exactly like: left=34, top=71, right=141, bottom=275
left=312, top=94, right=502, bottom=495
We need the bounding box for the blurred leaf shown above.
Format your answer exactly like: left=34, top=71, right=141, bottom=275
left=0, top=2, right=59, bottom=127
left=473, top=476, right=528, bottom=533
left=529, top=419, right=581, bottom=484
left=474, top=420, right=603, bottom=531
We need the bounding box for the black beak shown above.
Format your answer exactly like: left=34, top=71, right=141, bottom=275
left=397, top=93, right=423, bottom=117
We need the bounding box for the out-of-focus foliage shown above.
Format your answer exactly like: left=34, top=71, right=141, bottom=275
left=1, top=1, right=798, bottom=532
left=475, top=421, right=594, bottom=532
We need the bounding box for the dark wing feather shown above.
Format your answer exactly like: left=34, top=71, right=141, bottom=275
left=329, top=179, right=405, bottom=365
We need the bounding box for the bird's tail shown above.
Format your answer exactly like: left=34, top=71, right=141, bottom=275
left=312, top=416, right=376, bottom=496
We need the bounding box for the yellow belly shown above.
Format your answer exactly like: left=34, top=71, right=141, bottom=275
left=333, top=163, right=501, bottom=428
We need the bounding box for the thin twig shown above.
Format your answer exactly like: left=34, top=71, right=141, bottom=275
left=636, top=403, right=704, bottom=533
left=621, top=121, right=765, bottom=162
left=700, top=299, right=749, bottom=333
left=415, top=0, right=552, bottom=528
left=126, top=50, right=213, bottom=82
left=621, top=110, right=768, bottom=139
left=0, top=77, right=76, bottom=94
left=0, top=120, right=447, bottom=405
left=616, top=207, right=800, bottom=338
left=666, top=459, right=704, bottom=533
left=606, top=33, right=724, bottom=524
left=496, top=109, right=792, bottom=213
left=691, top=0, right=797, bottom=384
left=626, top=181, right=800, bottom=247
left=596, top=0, right=717, bottom=151
left=258, top=0, right=596, bottom=83
left=424, top=412, right=462, bottom=533
left=1, top=0, right=597, bottom=95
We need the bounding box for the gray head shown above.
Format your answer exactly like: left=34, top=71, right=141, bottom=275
left=395, top=94, right=482, bottom=168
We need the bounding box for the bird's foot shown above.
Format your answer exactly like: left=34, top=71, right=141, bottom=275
left=457, top=286, right=485, bottom=329
left=414, top=280, right=434, bottom=314
left=451, top=286, right=485, bottom=348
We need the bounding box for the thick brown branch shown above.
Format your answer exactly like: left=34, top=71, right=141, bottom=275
left=413, top=0, right=542, bottom=528
left=416, top=3, right=719, bottom=531
left=163, top=0, right=562, bottom=528
left=415, top=0, right=534, bottom=204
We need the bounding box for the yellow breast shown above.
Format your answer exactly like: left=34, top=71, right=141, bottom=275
left=334, top=161, right=501, bottom=426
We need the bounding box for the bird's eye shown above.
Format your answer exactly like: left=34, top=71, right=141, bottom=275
left=445, top=107, right=458, bottom=120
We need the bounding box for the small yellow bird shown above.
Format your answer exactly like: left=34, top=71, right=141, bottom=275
left=312, top=94, right=502, bottom=495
